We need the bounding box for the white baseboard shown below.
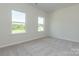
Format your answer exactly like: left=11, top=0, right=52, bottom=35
left=50, top=36, right=79, bottom=43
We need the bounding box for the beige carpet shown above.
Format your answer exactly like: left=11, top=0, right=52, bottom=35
left=0, top=37, right=79, bottom=56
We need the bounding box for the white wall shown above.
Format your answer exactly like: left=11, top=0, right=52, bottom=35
left=49, top=4, right=79, bottom=42
left=0, top=4, right=48, bottom=48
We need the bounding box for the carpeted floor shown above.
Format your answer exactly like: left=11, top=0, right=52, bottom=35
left=0, top=37, right=79, bottom=56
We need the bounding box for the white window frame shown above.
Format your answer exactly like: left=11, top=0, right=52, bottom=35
left=11, top=10, right=26, bottom=34
left=37, top=16, right=45, bottom=32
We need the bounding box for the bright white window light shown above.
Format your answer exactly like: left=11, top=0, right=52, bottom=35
left=38, top=16, right=45, bottom=32
left=12, top=10, right=26, bottom=34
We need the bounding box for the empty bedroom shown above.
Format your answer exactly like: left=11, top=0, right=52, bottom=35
left=0, top=3, right=79, bottom=56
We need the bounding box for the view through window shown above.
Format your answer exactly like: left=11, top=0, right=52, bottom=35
left=12, top=10, right=26, bottom=34
left=38, top=16, right=45, bottom=32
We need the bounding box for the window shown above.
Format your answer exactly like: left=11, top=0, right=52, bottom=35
left=38, top=16, right=45, bottom=32
left=12, top=10, right=26, bottom=34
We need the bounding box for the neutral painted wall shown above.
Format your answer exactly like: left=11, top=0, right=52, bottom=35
left=0, top=4, right=48, bottom=48
left=49, top=4, right=79, bottom=42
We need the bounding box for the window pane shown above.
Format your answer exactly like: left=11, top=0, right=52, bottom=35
left=38, top=26, right=44, bottom=31
left=38, top=17, right=44, bottom=24
left=12, top=10, right=25, bottom=23
left=38, top=17, right=44, bottom=32
left=12, top=10, right=26, bottom=34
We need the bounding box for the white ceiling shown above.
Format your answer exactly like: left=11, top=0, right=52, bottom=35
left=30, top=3, right=77, bottom=13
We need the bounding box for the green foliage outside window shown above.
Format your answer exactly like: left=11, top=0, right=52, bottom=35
left=12, top=22, right=25, bottom=33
